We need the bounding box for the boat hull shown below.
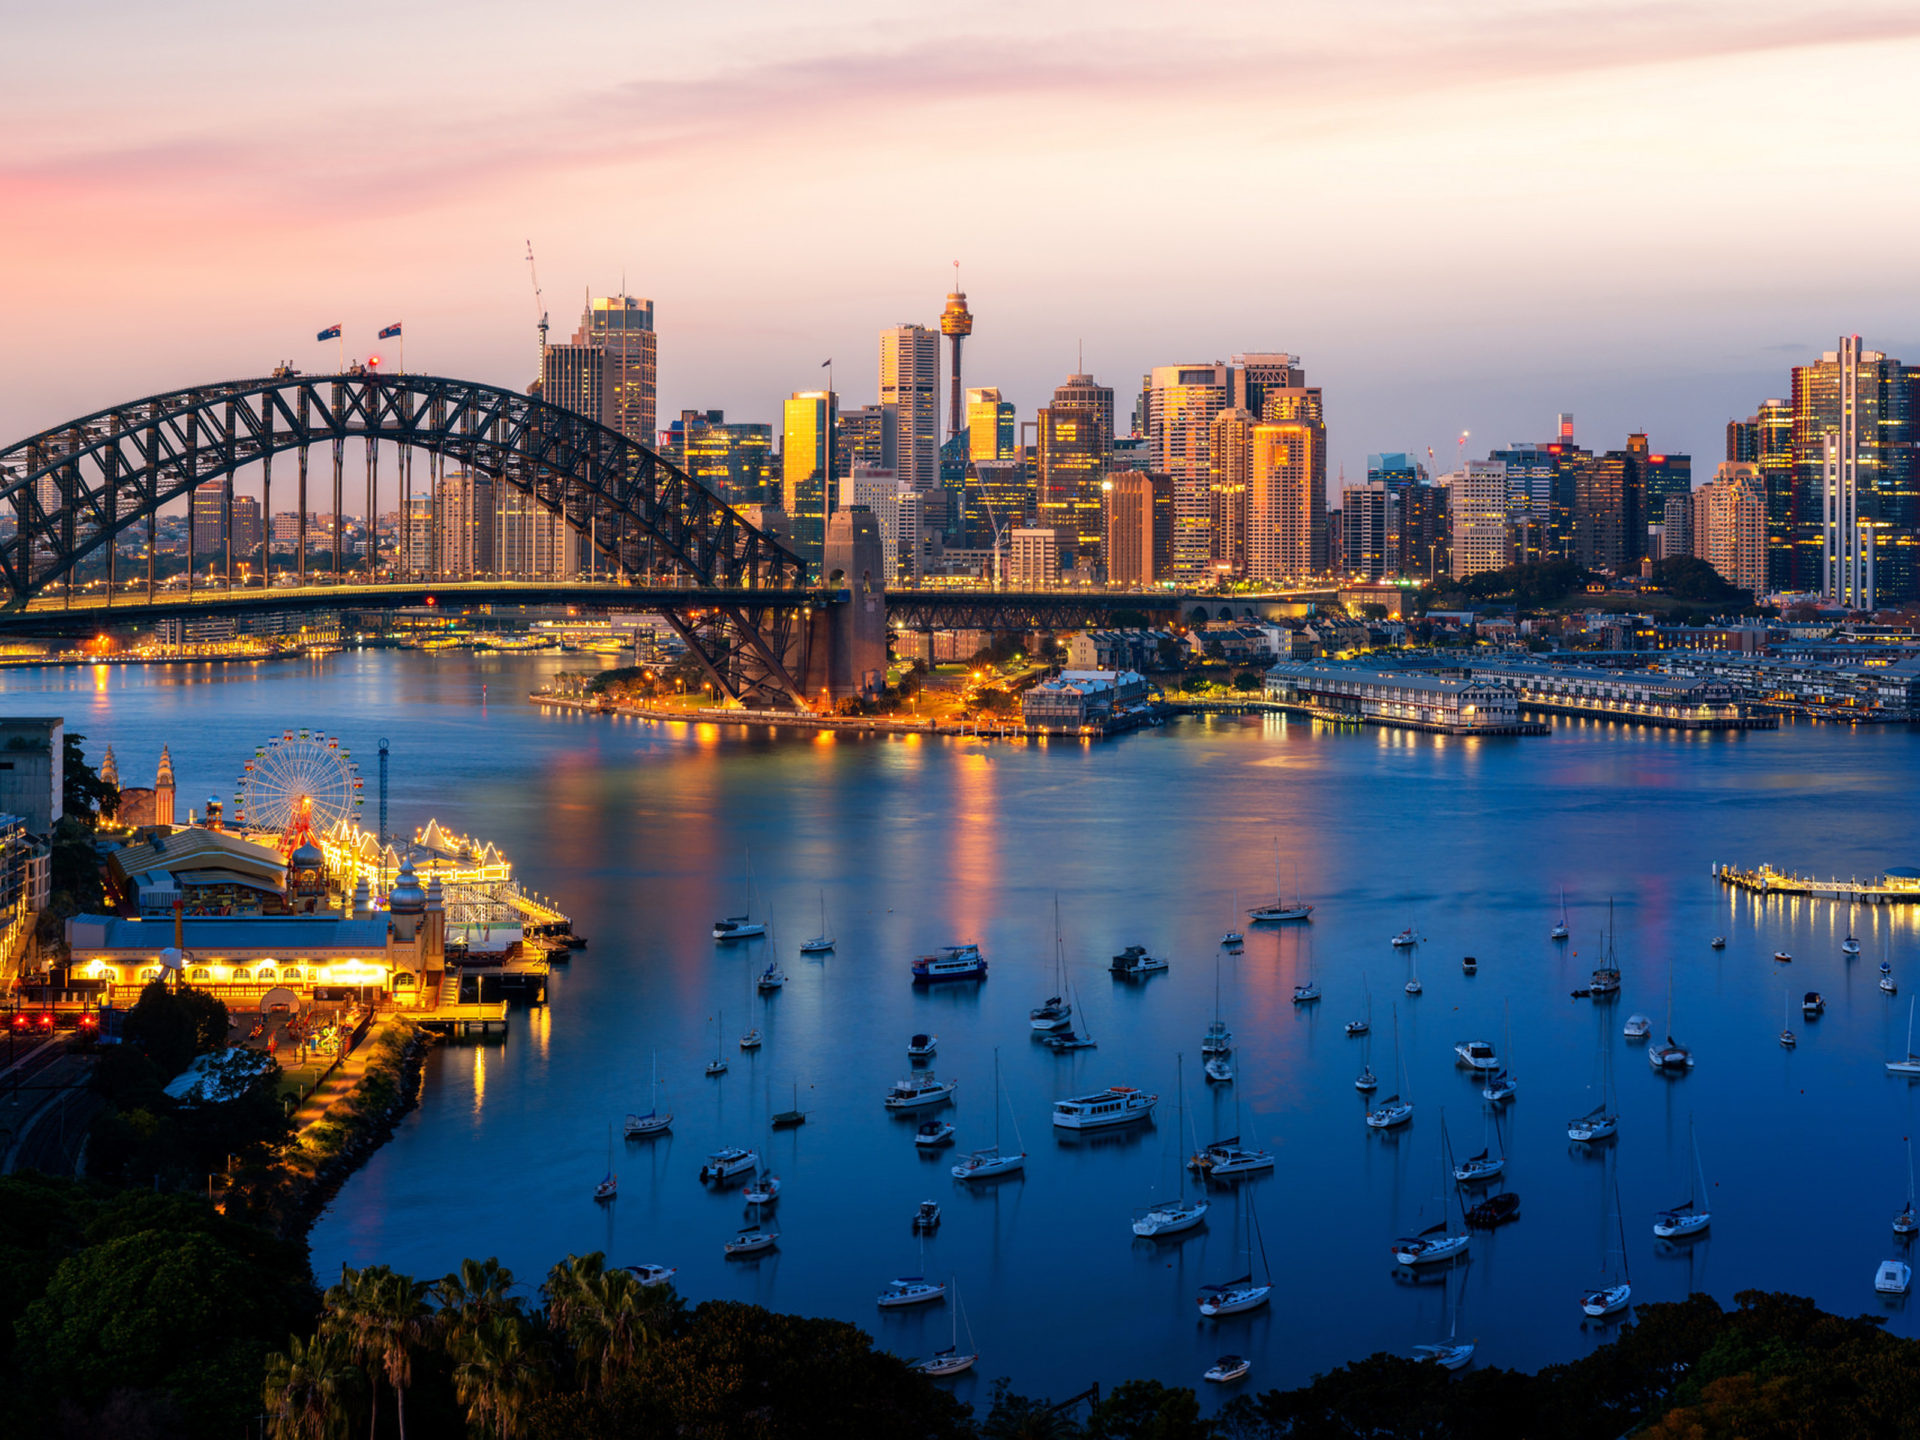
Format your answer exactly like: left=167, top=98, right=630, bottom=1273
left=1582, top=1285, right=1632, bottom=1316
left=913, top=962, right=988, bottom=984
left=951, top=1153, right=1024, bottom=1181
left=1393, top=1235, right=1468, bottom=1266
left=1198, top=1284, right=1272, bottom=1316
left=885, top=1086, right=958, bottom=1111
left=1133, top=1202, right=1209, bottom=1238
left=1654, top=1213, right=1710, bottom=1239
left=713, top=923, right=767, bottom=941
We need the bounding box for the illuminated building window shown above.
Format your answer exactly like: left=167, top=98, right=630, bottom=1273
left=233, top=968, right=252, bottom=982
left=191, top=968, right=211, bottom=981
left=258, top=966, right=277, bottom=980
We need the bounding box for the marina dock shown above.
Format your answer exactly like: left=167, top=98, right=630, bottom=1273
left=1715, top=861, right=1920, bottom=904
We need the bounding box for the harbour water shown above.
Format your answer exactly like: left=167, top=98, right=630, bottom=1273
left=13, top=651, right=1920, bottom=1401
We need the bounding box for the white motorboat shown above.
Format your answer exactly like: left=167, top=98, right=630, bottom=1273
left=1202, top=1021, right=1233, bottom=1055
left=1803, top=991, right=1826, bottom=1017
left=1346, top=1018, right=1370, bottom=1036
left=700, top=1147, right=759, bottom=1183
left=1404, top=945, right=1422, bottom=996
left=951, top=1048, right=1026, bottom=1181
left=1203, top=1355, right=1251, bottom=1383
left=1205, top=1056, right=1233, bottom=1084
left=1136, top=1059, right=1211, bottom=1237
left=1623, top=1014, right=1652, bottom=1040
left=624, top=1263, right=676, bottom=1287
left=1844, top=936, right=1862, bottom=957
left=1453, top=1040, right=1499, bottom=1072
left=1779, top=988, right=1797, bottom=1049
left=1110, top=945, right=1170, bottom=979
left=738, top=1028, right=763, bottom=1051
left=912, top=1200, right=941, bottom=1232
left=757, top=963, right=786, bottom=992
left=877, top=1276, right=945, bottom=1308
left=1355, top=1065, right=1379, bottom=1094
left=884, top=1074, right=958, bottom=1111
left=624, top=1050, right=673, bottom=1138
left=1774, top=950, right=1793, bottom=963
left=915, top=1279, right=978, bottom=1376
left=1888, top=997, right=1920, bottom=1076
left=1710, top=936, right=1726, bottom=950
left=1653, top=1120, right=1711, bottom=1239
left=743, top=1172, right=782, bottom=1206
left=914, top=1120, right=955, bottom=1147
left=1392, top=926, right=1418, bottom=949
left=1249, top=844, right=1312, bottom=922
left=724, top=1225, right=778, bottom=1257
left=1198, top=1188, right=1273, bottom=1316
left=1052, top=1086, right=1157, bottom=1131
left=705, top=1057, right=729, bottom=1077
left=1876, top=1260, right=1913, bottom=1295
left=908, top=1033, right=938, bottom=1060
left=799, top=892, right=835, bottom=954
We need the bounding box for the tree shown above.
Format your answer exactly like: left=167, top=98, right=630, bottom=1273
left=1086, top=1379, right=1214, bottom=1439
left=265, top=1328, right=364, bottom=1440
left=451, top=1316, right=548, bottom=1440
left=63, top=732, right=118, bottom=824
left=983, top=1378, right=1086, bottom=1439
left=323, top=1265, right=431, bottom=1440
left=1231, top=670, right=1264, bottom=692
left=118, top=980, right=230, bottom=1084
left=541, top=1253, right=676, bottom=1392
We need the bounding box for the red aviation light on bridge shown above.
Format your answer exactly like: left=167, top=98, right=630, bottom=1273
left=424, top=596, right=436, bottom=606
left=368, top=355, right=382, bottom=369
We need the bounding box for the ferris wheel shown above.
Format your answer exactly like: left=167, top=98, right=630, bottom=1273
left=234, top=730, right=363, bottom=837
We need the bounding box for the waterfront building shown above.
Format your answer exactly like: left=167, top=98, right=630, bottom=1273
left=1263, top=662, right=1527, bottom=734
left=1103, top=471, right=1171, bottom=585
left=1792, top=335, right=1913, bottom=602
left=782, top=390, right=837, bottom=567
left=1146, top=363, right=1232, bottom=581
left=880, top=324, right=941, bottom=493
left=1448, top=461, right=1511, bottom=578
left=1663, top=651, right=1920, bottom=720
left=1467, top=661, right=1765, bottom=729
left=966, top=388, right=1015, bottom=462
left=1007, top=526, right=1061, bottom=587
left=1727, top=398, right=1796, bottom=592
left=571, top=293, right=658, bottom=444
left=1693, top=463, right=1768, bottom=599
left=104, top=826, right=291, bottom=915
left=0, top=717, right=62, bottom=834
left=1021, top=669, right=1148, bottom=732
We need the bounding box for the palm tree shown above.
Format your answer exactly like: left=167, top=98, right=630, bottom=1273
left=434, top=1256, right=522, bottom=1352
left=324, top=1264, right=430, bottom=1440
left=263, top=1328, right=362, bottom=1440
left=451, top=1316, right=548, bottom=1439
left=540, top=1253, right=677, bottom=1391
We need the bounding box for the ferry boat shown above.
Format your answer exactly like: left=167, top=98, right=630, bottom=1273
left=1051, top=1086, right=1157, bottom=1130
left=1110, top=945, right=1170, bottom=979
left=699, top=1147, right=759, bottom=1183
left=912, top=944, right=988, bottom=984
left=884, top=1074, right=958, bottom=1111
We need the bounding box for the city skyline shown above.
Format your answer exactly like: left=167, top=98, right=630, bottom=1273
left=6, top=3, right=1920, bottom=479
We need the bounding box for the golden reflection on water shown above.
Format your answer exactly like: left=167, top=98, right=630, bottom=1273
left=471, top=1042, right=486, bottom=1114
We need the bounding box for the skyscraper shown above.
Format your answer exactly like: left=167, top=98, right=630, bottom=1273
left=540, top=344, right=610, bottom=428
left=1247, top=418, right=1321, bottom=581
left=966, top=388, right=1015, bottom=462
left=1036, top=405, right=1106, bottom=566
left=1103, top=472, right=1171, bottom=585
left=1728, top=398, right=1794, bottom=592
left=664, top=411, right=775, bottom=505
left=1449, top=462, right=1512, bottom=578
left=1792, top=335, right=1912, bottom=603
left=1231, top=353, right=1304, bottom=419
left=1258, top=383, right=1327, bottom=573
left=1147, top=363, right=1232, bottom=581
left=835, top=405, right=887, bottom=479
left=1339, top=482, right=1397, bottom=580
left=782, top=391, right=836, bottom=567
left=571, top=294, right=657, bottom=444
left=1052, top=373, right=1116, bottom=457
left=880, top=325, right=940, bottom=493
left=1693, top=463, right=1767, bottom=599
left=1208, top=407, right=1257, bottom=580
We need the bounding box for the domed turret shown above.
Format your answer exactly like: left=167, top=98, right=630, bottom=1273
left=290, top=839, right=325, bottom=870
left=388, top=859, right=426, bottom=915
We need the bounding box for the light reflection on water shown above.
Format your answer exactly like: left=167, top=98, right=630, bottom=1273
left=12, top=652, right=1920, bottom=1400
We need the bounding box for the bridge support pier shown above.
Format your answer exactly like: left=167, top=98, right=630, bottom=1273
left=798, top=510, right=887, bottom=705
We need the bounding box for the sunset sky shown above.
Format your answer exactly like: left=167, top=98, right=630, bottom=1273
left=6, top=0, right=1919, bottom=478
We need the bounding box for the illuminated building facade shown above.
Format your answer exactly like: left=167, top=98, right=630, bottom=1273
left=1793, top=336, right=1913, bottom=603
left=1036, top=404, right=1106, bottom=566
left=1248, top=417, right=1322, bottom=581
left=782, top=390, right=837, bottom=567
left=835, top=405, right=887, bottom=480
left=1449, top=461, right=1513, bottom=578
left=963, top=459, right=1031, bottom=552
left=572, top=294, right=658, bottom=444
left=1103, top=472, right=1169, bottom=585
left=839, top=467, right=920, bottom=582
left=1146, top=363, right=1232, bottom=581
left=1727, top=397, right=1794, bottom=592
left=664, top=410, right=775, bottom=504
left=1231, top=353, right=1304, bottom=419
left=539, top=343, right=610, bottom=427
left=1339, top=481, right=1397, bottom=580
left=1008, top=526, right=1061, bottom=587
left=1208, top=407, right=1256, bottom=579
left=967, top=389, right=1015, bottom=462
left=1694, top=463, right=1768, bottom=600
left=880, top=324, right=940, bottom=493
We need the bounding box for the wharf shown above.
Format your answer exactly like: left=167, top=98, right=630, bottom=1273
left=1231, top=694, right=1546, bottom=736
left=1715, top=862, right=1920, bottom=904
left=415, top=1000, right=511, bottom=1036
left=531, top=692, right=1173, bottom=741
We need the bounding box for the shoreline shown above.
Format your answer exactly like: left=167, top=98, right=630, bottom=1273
left=530, top=690, right=1175, bottom=740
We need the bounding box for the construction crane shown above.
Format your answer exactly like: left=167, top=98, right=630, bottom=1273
left=525, top=240, right=549, bottom=383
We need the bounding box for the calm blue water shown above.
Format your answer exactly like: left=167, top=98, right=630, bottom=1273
left=9, top=651, right=1920, bottom=1401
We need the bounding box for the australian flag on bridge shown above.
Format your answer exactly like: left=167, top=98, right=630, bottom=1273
left=378, top=322, right=402, bottom=339
left=316, top=323, right=342, bottom=342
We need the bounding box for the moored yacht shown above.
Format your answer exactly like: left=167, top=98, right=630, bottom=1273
left=1029, top=996, right=1072, bottom=1031
left=1052, top=1086, right=1158, bottom=1130
left=724, top=1225, right=778, bottom=1257
left=712, top=915, right=766, bottom=942
left=877, top=1276, right=946, bottom=1308
left=884, top=1074, right=958, bottom=1111
left=1392, top=1221, right=1469, bottom=1267
left=1188, top=1137, right=1274, bottom=1178
left=1623, top=1014, right=1652, bottom=1040
left=757, top=962, right=786, bottom=992
left=912, top=944, right=988, bottom=984
left=1453, top=1040, right=1499, bottom=1072
left=700, top=1147, right=759, bottom=1183
left=1110, top=945, right=1170, bottom=979
left=907, top=1033, right=938, bottom=1061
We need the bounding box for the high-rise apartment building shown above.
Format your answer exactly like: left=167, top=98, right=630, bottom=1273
left=571, top=294, right=657, bottom=444
left=1103, top=472, right=1172, bottom=585
left=1052, top=374, right=1115, bottom=458
left=782, top=391, right=836, bottom=567
left=1793, top=335, right=1912, bottom=604
left=880, top=325, right=940, bottom=493
left=1339, top=482, right=1397, bottom=580
left=1247, top=418, right=1321, bottom=581
left=1007, top=527, right=1060, bottom=587
left=1208, top=408, right=1256, bottom=580
left=966, top=389, right=1015, bottom=462
left=1147, top=363, right=1232, bottom=581
left=1401, top=484, right=1450, bottom=578
left=1693, top=463, right=1767, bottom=599
left=540, top=342, right=610, bottom=429
left=188, top=486, right=264, bottom=568
left=493, top=482, right=577, bottom=579
left=1258, top=384, right=1327, bottom=573
left=1727, top=398, right=1794, bottom=592
left=1449, top=462, right=1512, bottom=578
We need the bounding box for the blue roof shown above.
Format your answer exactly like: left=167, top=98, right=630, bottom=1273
left=67, top=913, right=390, bottom=952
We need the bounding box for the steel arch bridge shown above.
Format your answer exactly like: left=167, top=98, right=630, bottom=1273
left=0, top=370, right=834, bottom=703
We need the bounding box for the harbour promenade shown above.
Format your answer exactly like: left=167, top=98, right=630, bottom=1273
left=1715, top=861, right=1920, bottom=904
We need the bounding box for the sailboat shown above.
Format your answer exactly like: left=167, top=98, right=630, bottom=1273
left=1392, top=914, right=1419, bottom=948
left=1588, top=901, right=1622, bottom=996
left=1453, top=1105, right=1505, bottom=1183
left=1482, top=1000, right=1517, bottom=1103
left=1040, top=981, right=1097, bottom=1051
left=1648, top=957, right=1693, bottom=1071
left=1202, top=953, right=1233, bottom=1056
left=1551, top=888, right=1570, bottom=943
left=706, top=1011, right=729, bottom=1076
left=771, top=1080, right=807, bottom=1129
left=1653, top=1116, right=1711, bottom=1239
left=1393, top=1112, right=1470, bottom=1264
left=799, top=891, right=835, bottom=954
left=1222, top=889, right=1244, bottom=949
left=1133, top=1054, right=1211, bottom=1237
left=1405, top=943, right=1422, bottom=997
left=1568, top=1014, right=1618, bottom=1142
left=1843, top=906, right=1862, bottom=957
left=1190, top=1066, right=1274, bottom=1178
left=1883, top=958, right=1899, bottom=995
left=1029, top=898, right=1073, bottom=1032
left=952, top=1047, right=1026, bottom=1180
left=1249, top=843, right=1312, bottom=922
left=1580, top=1171, right=1632, bottom=1317
left=1196, top=1187, right=1273, bottom=1315
left=1366, top=1004, right=1414, bottom=1128
left=1894, top=1139, right=1917, bottom=1237
left=1412, top=1256, right=1476, bottom=1369
left=592, top=1123, right=617, bottom=1202
left=1346, top=978, right=1372, bottom=1036
left=1205, top=1053, right=1234, bottom=1084
left=916, top=1278, right=979, bottom=1376
left=1779, top=989, right=1797, bottom=1050
left=624, top=1050, right=673, bottom=1137
left=712, top=849, right=767, bottom=940
left=1293, top=936, right=1321, bottom=1004
left=1889, top=996, right=1920, bottom=1075
left=741, top=939, right=767, bottom=1048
